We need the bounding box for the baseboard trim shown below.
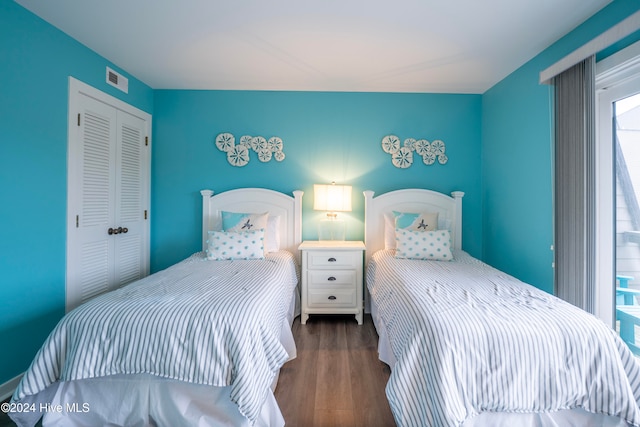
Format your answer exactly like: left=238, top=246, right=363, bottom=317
left=0, top=374, right=22, bottom=401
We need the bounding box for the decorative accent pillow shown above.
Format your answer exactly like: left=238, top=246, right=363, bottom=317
left=384, top=211, right=439, bottom=249
left=222, top=211, right=272, bottom=253
left=395, top=229, right=453, bottom=261
left=206, top=229, right=265, bottom=260
left=394, top=210, right=438, bottom=231
left=222, top=211, right=269, bottom=232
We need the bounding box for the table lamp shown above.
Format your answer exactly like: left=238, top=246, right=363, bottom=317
left=313, top=182, right=352, bottom=240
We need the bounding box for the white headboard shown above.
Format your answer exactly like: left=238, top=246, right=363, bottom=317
left=200, top=188, right=303, bottom=260
left=363, top=188, right=464, bottom=265
left=363, top=188, right=464, bottom=312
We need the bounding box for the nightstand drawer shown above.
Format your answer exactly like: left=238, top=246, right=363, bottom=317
left=308, top=288, right=357, bottom=308
left=308, top=270, right=355, bottom=287
left=307, top=251, right=358, bottom=268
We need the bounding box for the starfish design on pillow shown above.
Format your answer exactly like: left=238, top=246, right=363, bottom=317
left=241, top=219, right=253, bottom=229
left=417, top=219, right=428, bottom=230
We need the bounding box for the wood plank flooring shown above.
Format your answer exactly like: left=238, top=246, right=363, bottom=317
left=275, top=314, right=396, bottom=427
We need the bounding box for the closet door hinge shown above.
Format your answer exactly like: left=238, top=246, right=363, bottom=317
left=144, top=210, right=148, bottom=220
left=76, top=215, right=79, bottom=228
left=77, top=113, right=81, bottom=126
left=145, top=136, right=149, bottom=146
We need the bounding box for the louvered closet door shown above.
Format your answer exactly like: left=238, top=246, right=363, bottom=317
left=67, top=80, right=150, bottom=312
left=67, top=94, right=118, bottom=308
left=114, top=110, right=147, bottom=287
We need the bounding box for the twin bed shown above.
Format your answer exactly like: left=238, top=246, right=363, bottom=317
left=10, top=186, right=640, bottom=427
left=10, top=188, right=303, bottom=427
left=364, top=188, right=640, bottom=427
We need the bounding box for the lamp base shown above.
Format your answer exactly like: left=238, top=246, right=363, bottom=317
left=318, top=218, right=346, bottom=241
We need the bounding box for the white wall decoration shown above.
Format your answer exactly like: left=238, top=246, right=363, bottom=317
left=381, top=134, right=448, bottom=168
left=215, top=133, right=286, bottom=167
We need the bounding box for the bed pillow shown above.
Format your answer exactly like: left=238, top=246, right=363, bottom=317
left=221, top=211, right=278, bottom=253
left=222, top=211, right=269, bottom=232
left=206, top=229, right=265, bottom=260
left=384, top=211, right=439, bottom=249
left=395, top=229, right=453, bottom=261
left=265, top=215, right=281, bottom=253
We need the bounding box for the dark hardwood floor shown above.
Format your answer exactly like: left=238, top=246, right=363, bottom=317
left=275, top=314, right=396, bottom=427
left=1, top=314, right=395, bottom=427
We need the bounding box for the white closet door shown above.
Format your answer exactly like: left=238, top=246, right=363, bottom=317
left=67, top=93, right=118, bottom=308
left=67, top=78, right=150, bottom=312
left=114, top=110, right=148, bottom=287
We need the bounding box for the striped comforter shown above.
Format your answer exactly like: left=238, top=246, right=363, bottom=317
left=368, top=249, right=640, bottom=427
left=13, top=251, right=299, bottom=425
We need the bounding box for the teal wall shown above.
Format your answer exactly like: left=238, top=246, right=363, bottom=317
left=3, top=0, right=640, bottom=394
left=481, top=0, right=640, bottom=294
left=0, top=1, right=153, bottom=387
left=151, top=90, right=482, bottom=271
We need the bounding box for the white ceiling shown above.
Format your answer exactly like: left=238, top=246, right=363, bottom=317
left=16, top=0, right=611, bottom=94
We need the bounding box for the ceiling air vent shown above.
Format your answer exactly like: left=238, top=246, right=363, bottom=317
left=106, top=66, right=129, bottom=94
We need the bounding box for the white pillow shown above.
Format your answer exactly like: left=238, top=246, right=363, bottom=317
left=438, top=218, right=452, bottom=232
left=265, top=215, right=281, bottom=253
left=206, top=229, right=265, bottom=260
left=384, top=213, right=396, bottom=250
left=395, top=229, right=453, bottom=261
left=384, top=210, right=439, bottom=249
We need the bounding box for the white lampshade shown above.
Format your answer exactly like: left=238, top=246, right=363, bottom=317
left=313, top=184, right=352, bottom=212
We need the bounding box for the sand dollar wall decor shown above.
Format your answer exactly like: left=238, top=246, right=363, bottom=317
left=381, top=135, right=448, bottom=168
left=215, top=133, right=286, bottom=167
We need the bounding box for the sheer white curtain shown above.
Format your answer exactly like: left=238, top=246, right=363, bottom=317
left=553, top=55, right=596, bottom=312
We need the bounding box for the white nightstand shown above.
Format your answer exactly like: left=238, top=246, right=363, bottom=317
left=298, top=240, right=365, bottom=325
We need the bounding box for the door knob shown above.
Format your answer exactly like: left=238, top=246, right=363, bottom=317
left=108, top=227, right=129, bottom=235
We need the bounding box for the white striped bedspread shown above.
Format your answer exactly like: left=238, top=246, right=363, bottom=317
left=367, top=249, right=640, bottom=427
left=12, top=251, right=299, bottom=425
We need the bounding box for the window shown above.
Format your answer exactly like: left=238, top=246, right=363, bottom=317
left=596, top=42, right=640, bottom=344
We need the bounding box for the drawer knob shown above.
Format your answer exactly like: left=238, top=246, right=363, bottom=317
left=328, top=276, right=337, bottom=281
left=328, top=257, right=337, bottom=262
left=328, top=295, right=337, bottom=300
